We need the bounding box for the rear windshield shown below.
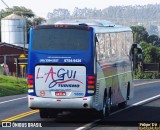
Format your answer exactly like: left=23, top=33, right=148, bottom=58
left=32, top=28, right=90, bottom=50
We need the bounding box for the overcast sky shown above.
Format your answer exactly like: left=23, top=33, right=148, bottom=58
left=0, top=0, right=160, bottom=18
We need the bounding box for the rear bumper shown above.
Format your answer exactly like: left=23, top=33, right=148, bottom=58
left=28, top=95, right=94, bottom=109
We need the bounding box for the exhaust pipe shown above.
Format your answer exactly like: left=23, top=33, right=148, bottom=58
left=83, top=103, right=88, bottom=108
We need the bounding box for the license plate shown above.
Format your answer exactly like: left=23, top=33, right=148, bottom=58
left=55, top=92, right=66, bottom=96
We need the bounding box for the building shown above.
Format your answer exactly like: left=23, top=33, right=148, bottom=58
left=0, top=42, right=28, bottom=76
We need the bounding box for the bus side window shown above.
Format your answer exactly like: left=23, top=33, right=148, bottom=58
left=114, top=32, right=127, bottom=58
left=96, top=33, right=115, bottom=61
left=96, top=34, right=103, bottom=61
left=104, top=33, right=111, bottom=59
left=96, top=34, right=106, bottom=61
left=96, top=35, right=100, bottom=61
left=110, top=33, right=117, bottom=57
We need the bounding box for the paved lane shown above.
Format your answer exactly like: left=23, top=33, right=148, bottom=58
left=0, top=80, right=160, bottom=130
left=0, top=94, right=28, bottom=120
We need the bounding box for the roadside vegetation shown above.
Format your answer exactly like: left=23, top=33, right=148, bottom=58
left=0, top=75, right=27, bottom=97
left=131, top=26, right=160, bottom=79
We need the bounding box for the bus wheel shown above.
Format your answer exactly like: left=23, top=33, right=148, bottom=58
left=50, top=110, right=59, bottom=118
left=98, top=93, right=107, bottom=119
left=39, top=109, right=49, bottom=118
left=118, top=82, right=129, bottom=109
left=118, top=101, right=127, bottom=109
left=106, top=87, right=112, bottom=116
left=106, top=95, right=111, bottom=116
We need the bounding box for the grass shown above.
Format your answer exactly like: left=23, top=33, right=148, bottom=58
left=0, top=75, right=27, bottom=97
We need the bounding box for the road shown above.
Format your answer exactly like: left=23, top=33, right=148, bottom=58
left=0, top=79, right=160, bottom=130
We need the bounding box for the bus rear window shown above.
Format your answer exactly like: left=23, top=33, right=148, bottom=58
left=32, top=28, right=90, bottom=50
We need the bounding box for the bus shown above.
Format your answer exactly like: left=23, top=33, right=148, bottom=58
left=28, top=19, right=140, bottom=118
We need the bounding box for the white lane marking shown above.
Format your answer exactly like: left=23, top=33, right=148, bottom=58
left=75, top=94, right=160, bottom=130
left=0, top=97, right=27, bottom=105
left=133, top=94, right=160, bottom=105
left=110, top=94, right=160, bottom=116
left=75, top=119, right=101, bottom=130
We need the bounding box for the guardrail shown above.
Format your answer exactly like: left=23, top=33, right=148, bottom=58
left=142, top=63, right=159, bottom=73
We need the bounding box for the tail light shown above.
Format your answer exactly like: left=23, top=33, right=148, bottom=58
left=55, top=24, right=68, bottom=28
left=28, top=74, right=34, bottom=89
left=88, top=80, right=94, bottom=85
left=33, top=26, right=37, bottom=29
left=87, top=75, right=95, bottom=94
left=88, top=85, right=94, bottom=89
left=28, top=75, right=34, bottom=79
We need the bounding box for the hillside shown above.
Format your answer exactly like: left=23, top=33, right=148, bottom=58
left=47, top=4, right=160, bottom=35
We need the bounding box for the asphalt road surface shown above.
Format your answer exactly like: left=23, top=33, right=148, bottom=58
left=0, top=79, right=160, bottom=130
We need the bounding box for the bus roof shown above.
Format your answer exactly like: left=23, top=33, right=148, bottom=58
left=55, top=19, right=132, bottom=33
left=55, top=19, right=115, bottom=27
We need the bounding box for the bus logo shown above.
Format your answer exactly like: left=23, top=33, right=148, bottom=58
left=36, top=67, right=84, bottom=90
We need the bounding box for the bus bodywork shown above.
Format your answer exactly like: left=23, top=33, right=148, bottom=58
left=28, top=20, right=134, bottom=118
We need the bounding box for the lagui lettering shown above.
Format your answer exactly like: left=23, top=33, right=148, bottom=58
left=36, top=67, right=83, bottom=89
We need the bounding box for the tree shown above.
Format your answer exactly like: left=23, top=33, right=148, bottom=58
left=46, top=4, right=160, bottom=25
left=154, top=41, right=160, bottom=47
left=32, top=17, right=46, bottom=25
left=26, top=17, right=46, bottom=42
left=147, top=34, right=159, bottom=45
left=130, top=26, right=149, bottom=44
left=0, top=6, right=46, bottom=43
left=140, top=42, right=160, bottom=63
left=72, top=7, right=102, bottom=19
left=149, top=25, right=158, bottom=35
left=0, top=6, right=34, bottom=19
left=52, top=9, right=70, bottom=19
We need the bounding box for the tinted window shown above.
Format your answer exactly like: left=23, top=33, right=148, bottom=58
left=32, top=28, right=90, bottom=50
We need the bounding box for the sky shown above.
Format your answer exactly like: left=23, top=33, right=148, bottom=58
left=0, top=0, right=160, bottom=19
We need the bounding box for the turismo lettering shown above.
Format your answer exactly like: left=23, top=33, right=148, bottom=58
left=58, top=84, right=80, bottom=88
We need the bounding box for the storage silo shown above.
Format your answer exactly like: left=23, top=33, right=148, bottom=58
left=1, top=13, right=27, bottom=47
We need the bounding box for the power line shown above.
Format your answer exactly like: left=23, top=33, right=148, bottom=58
left=1, top=0, right=10, bottom=9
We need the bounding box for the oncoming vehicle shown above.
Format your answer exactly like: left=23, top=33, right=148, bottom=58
left=28, top=19, right=140, bottom=118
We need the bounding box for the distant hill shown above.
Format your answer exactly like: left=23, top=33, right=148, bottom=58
left=47, top=4, right=160, bottom=25
left=102, top=4, right=160, bottom=23
left=47, top=4, right=160, bottom=35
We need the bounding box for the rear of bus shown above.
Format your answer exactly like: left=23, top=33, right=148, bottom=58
left=28, top=25, right=96, bottom=111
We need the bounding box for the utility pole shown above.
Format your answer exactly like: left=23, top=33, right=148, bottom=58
left=21, top=12, right=26, bottom=55
left=16, top=24, right=26, bottom=55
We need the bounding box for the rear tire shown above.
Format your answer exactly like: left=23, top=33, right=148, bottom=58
left=40, top=109, right=59, bottom=118
left=50, top=110, right=59, bottom=118
left=118, top=82, right=129, bottom=109
left=97, top=91, right=108, bottom=119
left=106, top=95, right=111, bottom=116
left=118, top=101, right=127, bottom=109
left=98, top=98, right=107, bottom=119
left=106, top=87, right=112, bottom=116
left=40, top=109, right=49, bottom=118
left=127, top=82, right=130, bottom=100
